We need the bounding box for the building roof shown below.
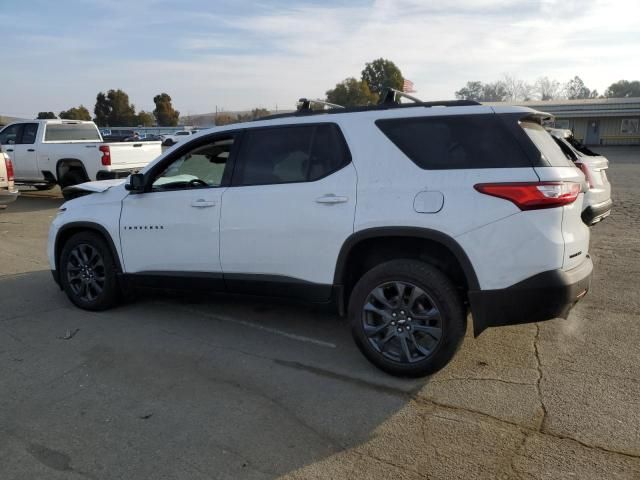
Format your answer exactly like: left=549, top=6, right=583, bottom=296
left=483, top=97, right=640, bottom=118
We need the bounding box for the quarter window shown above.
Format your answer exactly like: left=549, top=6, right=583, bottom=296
left=234, top=124, right=350, bottom=186
left=376, top=115, right=531, bottom=169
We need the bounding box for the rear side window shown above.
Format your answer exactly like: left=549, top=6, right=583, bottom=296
left=376, top=114, right=530, bottom=169
left=234, top=124, right=351, bottom=186
left=520, top=122, right=573, bottom=167
left=44, top=123, right=101, bottom=142
left=20, top=123, right=38, bottom=144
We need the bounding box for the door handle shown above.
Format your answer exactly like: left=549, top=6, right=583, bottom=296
left=191, top=199, right=216, bottom=208
left=315, top=194, right=348, bottom=204
left=27, top=148, right=35, bottom=152
left=5, top=149, right=13, bottom=152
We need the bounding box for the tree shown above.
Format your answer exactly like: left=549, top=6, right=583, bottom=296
left=534, top=77, right=562, bottom=100
left=564, top=76, right=594, bottom=100
left=93, top=89, right=136, bottom=126
left=326, top=77, right=379, bottom=106
left=136, top=110, right=155, bottom=126
left=604, top=80, right=640, bottom=98
left=214, top=113, right=236, bottom=126
left=37, top=112, right=56, bottom=119
left=454, top=81, right=507, bottom=102
left=361, top=58, right=404, bottom=93
left=59, top=105, right=91, bottom=121
left=236, top=108, right=271, bottom=122
left=153, top=93, right=180, bottom=126
left=455, top=81, right=484, bottom=101
left=502, top=75, right=534, bottom=101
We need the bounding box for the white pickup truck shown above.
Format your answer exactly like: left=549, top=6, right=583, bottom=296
left=0, top=120, right=161, bottom=199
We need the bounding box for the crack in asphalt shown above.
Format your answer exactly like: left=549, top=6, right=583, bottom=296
left=533, top=324, right=548, bottom=432
left=429, top=377, right=536, bottom=387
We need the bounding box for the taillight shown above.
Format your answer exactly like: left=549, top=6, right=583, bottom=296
left=575, top=162, right=593, bottom=189
left=99, top=145, right=111, bottom=166
left=474, top=182, right=581, bottom=210
left=4, top=156, right=14, bottom=182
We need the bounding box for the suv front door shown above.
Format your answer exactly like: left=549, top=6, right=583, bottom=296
left=220, top=123, right=356, bottom=300
left=120, top=133, right=237, bottom=283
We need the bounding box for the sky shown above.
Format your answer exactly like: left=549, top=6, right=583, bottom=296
left=2, top=0, right=639, bottom=118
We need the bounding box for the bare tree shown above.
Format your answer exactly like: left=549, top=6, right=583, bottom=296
left=534, top=77, right=562, bottom=100
left=502, top=75, right=534, bottom=102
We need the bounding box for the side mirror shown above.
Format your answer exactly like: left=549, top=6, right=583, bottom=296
left=125, top=173, right=145, bottom=192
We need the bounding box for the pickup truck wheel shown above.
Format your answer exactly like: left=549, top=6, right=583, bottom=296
left=349, top=259, right=466, bottom=377
left=60, top=170, right=87, bottom=200
left=60, top=232, right=120, bottom=311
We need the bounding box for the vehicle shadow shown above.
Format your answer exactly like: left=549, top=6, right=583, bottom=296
left=4, top=190, right=64, bottom=213
left=1, top=270, right=429, bottom=479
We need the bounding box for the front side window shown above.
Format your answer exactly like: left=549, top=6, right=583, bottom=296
left=20, top=123, right=38, bottom=144
left=234, top=124, right=350, bottom=186
left=44, top=123, right=102, bottom=142
left=0, top=124, right=23, bottom=145
left=152, top=137, right=233, bottom=191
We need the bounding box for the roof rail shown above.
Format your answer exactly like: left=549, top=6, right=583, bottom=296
left=378, top=87, right=423, bottom=105
left=297, top=98, right=345, bottom=112
left=258, top=98, right=481, bottom=121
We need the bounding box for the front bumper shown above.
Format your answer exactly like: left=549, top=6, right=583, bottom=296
left=582, top=198, right=612, bottom=226
left=469, top=256, right=593, bottom=335
left=0, top=188, right=19, bottom=206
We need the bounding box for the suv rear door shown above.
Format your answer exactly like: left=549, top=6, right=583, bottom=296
left=219, top=122, right=356, bottom=300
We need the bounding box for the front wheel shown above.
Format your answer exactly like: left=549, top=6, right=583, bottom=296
left=349, top=259, right=466, bottom=377
left=59, top=232, right=120, bottom=311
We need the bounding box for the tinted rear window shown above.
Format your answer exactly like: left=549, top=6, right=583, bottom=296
left=376, top=114, right=530, bottom=169
left=44, top=123, right=101, bottom=142
left=520, top=122, right=572, bottom=167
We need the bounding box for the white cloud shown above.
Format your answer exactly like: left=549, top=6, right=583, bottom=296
left=1, top=0, right=639, bottom=117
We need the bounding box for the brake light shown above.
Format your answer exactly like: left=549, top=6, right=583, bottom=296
left=474, top=182, right=581, bottom=210
left=4, top=156, right=14, bottom=182
left=575, top=162, right=593, bottom=189
left=99, top=145, right=111, bottom=166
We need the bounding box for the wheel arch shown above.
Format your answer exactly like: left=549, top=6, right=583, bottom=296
left=334, top=227, right=479, bottom=313
left=55, top=222, right=122, bottom=274
left=55, top=159, right=89, bottom=183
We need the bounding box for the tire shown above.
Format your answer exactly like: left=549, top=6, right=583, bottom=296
left=59, top=232, right=120, bottom=311
left=60, top=170, right=88, bottom=201
left=349, top=259, right=466, bottom=377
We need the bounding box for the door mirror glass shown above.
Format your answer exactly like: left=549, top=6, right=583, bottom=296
left=126, top=173, right=145, bottom=192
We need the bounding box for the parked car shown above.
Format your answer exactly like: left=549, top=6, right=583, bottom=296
left=161, top=130, right=196, bottom=147
left=0, top=120, right=162, bottom=200
left=48, top=101, right=592, bottom=377
left=102, top=130, right=135, bottom=142
left=0, top=150, right=18, bottom=208
left=547, top=128, right=612, bottom=225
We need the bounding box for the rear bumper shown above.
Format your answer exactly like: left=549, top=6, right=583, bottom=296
left=469, top=256, right=593, bottom=335
left=582, top=198, right=612, bottom=226
left=0, top=188, right=19, bottom=205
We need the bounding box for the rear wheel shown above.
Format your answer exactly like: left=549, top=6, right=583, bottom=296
left=60, top=170, right=88, bottom=200
left=349, top=259, right=466, bottom=377
left=59, top=232, right=120, bottom=311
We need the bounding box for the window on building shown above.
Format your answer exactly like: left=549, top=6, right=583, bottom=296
left=621, top=119, right=639, bottom=135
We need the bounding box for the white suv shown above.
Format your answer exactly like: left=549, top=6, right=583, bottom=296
left=48, top=101, right=593, bottom=377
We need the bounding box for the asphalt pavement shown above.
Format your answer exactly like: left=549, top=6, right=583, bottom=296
left=1, top=147, right=639, bottom=479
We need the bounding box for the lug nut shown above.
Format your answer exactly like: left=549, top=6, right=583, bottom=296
left=392, top=312, right=397, bottom=317
left=391, top=321, right=396, bottom=326
left=397, top=327, right=403, bottom=332
left=400, top=310, right=405, bottom=315
left=407, top=317, right=412, bottom=321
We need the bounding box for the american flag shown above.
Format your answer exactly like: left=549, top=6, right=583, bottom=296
left=403, top=79, right=416, bottom=93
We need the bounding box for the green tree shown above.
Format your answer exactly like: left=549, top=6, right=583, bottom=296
left=93, top=89, right=136, bottom=126
left=136, top=110, right=155, bottom=126
left=565, top=76, right=594, bottom=100
left=604, top=80, right=640, bottom=98
left=94, top=92, right=110, bottom=126
left=361, top=58, right=404, bottom=93
left=59, top=105, right=91, bottom=121
left=37, top=112, right=56, bottom=119
left=326, top=77, right=379, bottom=106
left=455, top=81, right=484, bottom=101
left=153, top=93, right=180, bottom=126
left=454, top=81, right=507, bottom=101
